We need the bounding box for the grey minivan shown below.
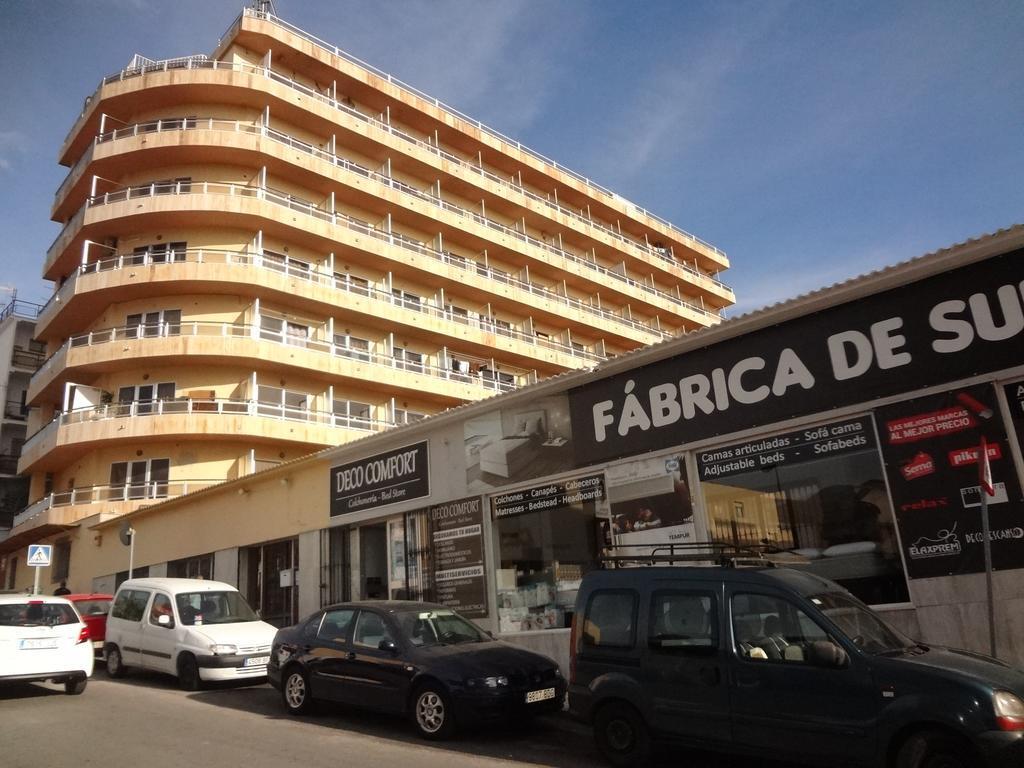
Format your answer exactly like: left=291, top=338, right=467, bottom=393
left=569, top=566, right=1024, bottom=767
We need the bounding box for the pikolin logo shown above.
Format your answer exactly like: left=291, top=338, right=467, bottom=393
left=909, top=523, right=962, bottom=559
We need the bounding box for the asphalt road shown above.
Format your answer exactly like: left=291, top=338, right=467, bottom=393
left=0, top=672, right=795, bottom=768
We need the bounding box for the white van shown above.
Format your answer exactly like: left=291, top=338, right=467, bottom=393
left=104, top=577, right=276, bottom=690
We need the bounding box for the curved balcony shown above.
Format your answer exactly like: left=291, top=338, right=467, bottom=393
left=28, top=319, right=530, bottom=406
left=60, top=45, right=729, bottom=276
left=37, top=247, right=642, bottom=357
left=47, top=180, right=720, bottom=329
left=17, top=396, right=397, bottom=474
left=8, top=479, right=222, bottom=540
left=55, top=116, right=733, bottom=305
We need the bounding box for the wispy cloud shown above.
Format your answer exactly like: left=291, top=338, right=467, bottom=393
left=0, top=131, right=29, bottom=171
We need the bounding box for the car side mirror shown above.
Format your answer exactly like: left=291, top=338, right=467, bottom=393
left=378, top=639, right=398, bottom=654
left=157, top=614, right=174, bottom=628
left=808, top=639, right=848, bottom=668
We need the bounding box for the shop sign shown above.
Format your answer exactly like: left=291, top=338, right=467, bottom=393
left=491, top=474, right=605, bottom=519
left=330, top=441, right=429, bottom=517
left=696, top=417, right=876, bottom=482
left=877, top=384, right=1024, bottom=579
left=569, top=249, right=1024, bottom=466
left=430, top=496, right=488, bottom=618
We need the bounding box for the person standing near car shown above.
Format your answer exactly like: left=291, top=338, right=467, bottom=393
left=54, top=581, right=71, bottom=596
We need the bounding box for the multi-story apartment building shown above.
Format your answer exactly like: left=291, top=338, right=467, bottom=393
left=4, top=6, right=732, bottom=582
left=0, top=299, right=44, bottom=585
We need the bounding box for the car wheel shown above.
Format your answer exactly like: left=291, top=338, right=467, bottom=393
left=412, top=683, right=455, bottom=740
left=105, top=645, right=127, bottom=678
left=177, top=653, right=203, bottom=691
left=282, top=667, right=315, bottom=715
left=594, top=702, right=651, bottom=768
left=64, top=678, right=87, bottom=695
left=897, top=729, right=976, bottom=768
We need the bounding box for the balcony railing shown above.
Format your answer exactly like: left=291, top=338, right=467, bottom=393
left=58, top=116, right=732, bottom=297
left=20, top=395, right=400, bottom=457
left=61, top=177, right=718, bottom=324
left=66, top=36, right=727, bottom=266
left=32, top=318, right=529, bottom=401
left=4, top=399, right=28, bottom=420
left=42, top=246, right=625, bottom=359
left=238, top=9, right=727, bottom=259
left=12, top=479, right=222, bottom=529
left=0, top=299, right=44, bottom=323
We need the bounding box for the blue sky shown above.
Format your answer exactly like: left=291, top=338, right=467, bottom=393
left=1, top=0, right=1021, bottom=315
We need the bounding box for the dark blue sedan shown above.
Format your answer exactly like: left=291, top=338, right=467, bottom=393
left=268, top=600, right=565, bottom=739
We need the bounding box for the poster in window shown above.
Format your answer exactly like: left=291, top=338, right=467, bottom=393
left=876, top=384, right=1024, bottom=579
left=605, top=454, right=694, bottom=549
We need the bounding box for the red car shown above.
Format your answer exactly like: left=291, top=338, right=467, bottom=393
left=66, top=594, right=113, bottom=657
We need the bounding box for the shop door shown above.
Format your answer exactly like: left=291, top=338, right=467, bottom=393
left=244, top=539, right=298, bottom=628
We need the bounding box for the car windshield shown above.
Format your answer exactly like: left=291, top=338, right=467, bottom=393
left=0, top=601, right=79, bottom=627
left=811, top=592, right=910, bottom=654
left=74, top=599, right=111, bottom=616
left=174, top=591, right=259, bottom=625
left=396, top=609, right=487, bottom=646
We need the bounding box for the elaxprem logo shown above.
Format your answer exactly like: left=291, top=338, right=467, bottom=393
left=899, top=497, right=949, bottom=512
left=908, top=523, right=962, bottom=559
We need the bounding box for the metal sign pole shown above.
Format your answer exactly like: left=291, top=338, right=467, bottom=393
left=129, top=533, right=135, bottom=579
left=981, top=490, right=996, bottom=658
left=33, top=566, right=41, bottom=596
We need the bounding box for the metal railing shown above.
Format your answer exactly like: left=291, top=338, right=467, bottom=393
left=42, top=246, right=634, bottom=357
left=0, top=299, right=44, bottom=323
left=32, top=318, right=529, bottom=398
left=238, top=9, right=727, bottom=259
left=20, top=395, right=398, bottom=457
left=4, top=399, right=28, bottom=419
left=59, top=115, right=732, bottom=295
left=64, top=33, right=727, bottom=265
left=62, top=177, right=717, bottom=323
left=13, top=479, right=221, bottom=528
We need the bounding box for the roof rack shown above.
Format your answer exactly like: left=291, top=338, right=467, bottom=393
left=599, top=541, right=782, bottom=569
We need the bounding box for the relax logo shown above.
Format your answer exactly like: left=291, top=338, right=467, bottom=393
left=909, top=523, right=962, bottom=559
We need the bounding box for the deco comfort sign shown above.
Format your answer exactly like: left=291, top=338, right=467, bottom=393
left=330, top=441, right=429, bottom=518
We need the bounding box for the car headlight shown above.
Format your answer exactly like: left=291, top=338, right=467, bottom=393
left=466, top=675, right=509, bottom=689
left=209, top=644, right=238, bottom=655
left=994, top=691, right=1024, bottom=731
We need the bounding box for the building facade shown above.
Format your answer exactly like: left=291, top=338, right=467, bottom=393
left=4, top=7, right=733, bottom=590
left=0, top=300, right=44, bottom=573
left=6, top=226, right=1021, bottom=673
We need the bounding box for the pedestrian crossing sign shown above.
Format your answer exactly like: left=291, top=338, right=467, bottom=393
left=27, top=544, right=52, bottom=567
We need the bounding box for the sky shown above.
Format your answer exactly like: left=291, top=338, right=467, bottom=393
left=0, top=0, right=1021, bottom=316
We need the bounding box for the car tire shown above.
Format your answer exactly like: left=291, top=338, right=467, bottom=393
left=412, top=683, right=456, bottom=740
left=594, top=702, right=651, bottom=768
left=282, top=666, right=315, bottom=715
left=896, top=729, right=976, bottom=768
left=177, top=653, right=203, bottom=691
left=64, top=678, right=87, bottom=695
left=105, top=645, right=127, bottom=678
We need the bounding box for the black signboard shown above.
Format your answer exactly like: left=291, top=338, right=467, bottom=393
left=569, top=249, right=1024, bottom=466
left=876, top=385, right=1024, bottom=579
left=330, top=441, right=429, bottom=518
left=697, top=417, right=876, bottom=481
left=1005, top=381, right=1024, bottom=423
left=491, top=474, right=605, bottom=519
left=430, top=497, right=488, bottom=618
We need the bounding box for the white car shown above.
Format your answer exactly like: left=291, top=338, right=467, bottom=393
left=104, top=577, right=277, bottom=690
left=0, top=594, right=94, bottom=694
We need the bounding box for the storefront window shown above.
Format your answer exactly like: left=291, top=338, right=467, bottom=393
left=697, top=417, right=909, bottom=605
left=493, top=475, right=605, bottom=631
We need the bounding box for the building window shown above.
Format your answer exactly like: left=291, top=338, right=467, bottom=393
left=52, top=539, right=71, bottom=583
left=132, top=241, right=186, bottom=264
left=333, top=334, right=371, bottom=362
left=394, top=408, right=426, bottom=425
left=333, top=399, right=372, bottom=430
left=257, top=386, right=309, bottom=420
left=116, top=382, right=175, bottom=415
left=697, top=417, right=909, bottom=606
left=391, top=289, right=422, bottom=311
left=125, top=309, right=181, bottom=338
left=109, top=458, right=170, bottom=500
left=263, top=249, right=310, bottom=274
left=393, top=347, right=424, bottom=373
left=259, top=316, right=309, bottom=347
left=334, top=272, right=371, bottom=296
left=167, top=553, right=214, bottom=580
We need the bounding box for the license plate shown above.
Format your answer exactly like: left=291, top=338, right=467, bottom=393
left=525, top=687, right=556, bottom=704
left=244, top=656, right=270, bottom=667
left=19, top=638, right=59, bottom=650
